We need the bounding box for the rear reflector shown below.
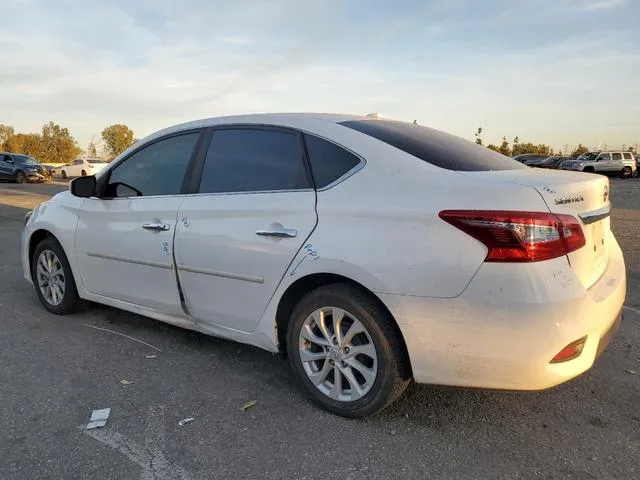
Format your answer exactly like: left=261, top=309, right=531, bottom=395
left=550, top=336, right=587, bottom=363
left=439, top=210, right=586, bottom=262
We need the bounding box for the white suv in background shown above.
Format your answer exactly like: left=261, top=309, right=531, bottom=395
left=560, top=151, right=636, bottom=178
left=57, top=158, right=108, bottom=179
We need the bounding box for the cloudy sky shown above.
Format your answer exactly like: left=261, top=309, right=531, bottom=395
left=2, top=0, right=638, bottom=151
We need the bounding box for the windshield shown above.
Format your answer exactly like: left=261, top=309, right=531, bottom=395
left=88, top=159, right=105, bottom=164
left=13, top=154, right=38, bottom=164
left=577, top=152, right=599, bottom=161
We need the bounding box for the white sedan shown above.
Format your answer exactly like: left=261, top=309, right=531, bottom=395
left=21, top=113, right=625, bottom=417
left=57, top=158, right=108, bottom=179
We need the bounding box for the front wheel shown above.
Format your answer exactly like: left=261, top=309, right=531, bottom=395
left=61, top=170, right=67, bottom=179
left=80, top=170, right=87, bottom=176
left=31, top=237, right=86, bottom=314
left=620, top=166, right=632, bottom=179
left=286, top=284, right=411, bottom=418
left=15, top=171, right=26, bottom=183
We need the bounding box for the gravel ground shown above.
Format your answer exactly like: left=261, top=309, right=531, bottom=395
left=0, top=178, right=638, bottom=480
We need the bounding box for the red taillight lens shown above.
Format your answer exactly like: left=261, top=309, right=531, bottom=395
left=550, top=336, right=587, bottom=363
left=439, top=210, right=586, bottom=262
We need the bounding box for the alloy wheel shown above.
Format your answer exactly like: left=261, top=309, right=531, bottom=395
left=36, top=249, right=66, bottom=306
left=298, top=306, right=378, bottom=402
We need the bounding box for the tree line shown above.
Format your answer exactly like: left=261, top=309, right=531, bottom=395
left=474, top=127, right=636, bottom=158
left=0, top=122, right=136, bottom=164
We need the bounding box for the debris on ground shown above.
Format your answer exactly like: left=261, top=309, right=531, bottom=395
left=145, top=355, right=157, bottom=359
left=624, top=369, right=636, bottom=375
left=178, top=417, right=195, bottom=426
left=240, top=400, right=257, bottom=411
left=87, top=408, right=111, bottom=430
left=120, top=379, right=133, bottom=385
left=83, top=323, right=162, bottom=352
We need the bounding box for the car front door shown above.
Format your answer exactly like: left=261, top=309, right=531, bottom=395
left=74, top=130, right=203, bottom=315
left=0, top=154, right=12, bottom=179
left=595, top=152, right=611, bottom=172
left=173, top=126, right=318, bottom=333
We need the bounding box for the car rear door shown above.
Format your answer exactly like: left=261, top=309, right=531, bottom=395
left=595, top=152, right=612, bottom=172
left=173, top=126, right=317, bottom=333
left=0, top=154, right=11, bottom=179
left=74, top=130, right=204, bottom=315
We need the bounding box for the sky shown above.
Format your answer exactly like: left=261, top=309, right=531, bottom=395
left=1, top=0, right=639, bottom=152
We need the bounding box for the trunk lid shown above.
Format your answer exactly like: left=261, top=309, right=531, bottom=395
left=461, top=169, right=611, bottom=289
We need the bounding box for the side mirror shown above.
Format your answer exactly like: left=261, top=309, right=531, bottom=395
left=70, top=175, right=97, bottom=197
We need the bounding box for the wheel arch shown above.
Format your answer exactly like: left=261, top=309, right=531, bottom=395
left=275, top=272, right=413, bottom=377
left=28, top=229, right=59, bottom=275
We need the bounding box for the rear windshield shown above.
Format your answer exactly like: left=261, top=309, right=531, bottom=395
left=339, top=120, right=526, bottom=171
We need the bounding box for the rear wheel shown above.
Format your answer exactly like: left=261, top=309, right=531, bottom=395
left=286, top=284, right=410, bottom=417
left=61, top=170, right=67, bottom=179
left=583, top=167, right=595, bottom=173
left=31, top=237, right=86, bottom=314
left=620, top=166, right=632, bottom=179
left=15, top=171, right=26, bottom=183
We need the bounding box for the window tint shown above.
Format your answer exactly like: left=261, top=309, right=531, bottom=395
left=612, top=152, right=622, bottom=161
left=340, top=120, right=526, bottom=171
left=107, top=132, right=199, bottom=197
left=88, top=159, right=104, bottom=164
left=199, top=128, right=309, bottom=193
left=303, top=134, right=361, bottom=188
left=73, top=160, right=83, bottom=165
left=623, top=152, right=633, bottom=160
left=598, top=153, right=611, bottom=161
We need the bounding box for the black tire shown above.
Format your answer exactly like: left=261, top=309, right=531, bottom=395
left=583, top=167, right=595, bottom=173
left=61, top=170, right=67, bottom=179
left=15, top=170, right=26, bottom=183
left=81, top=170, right=87, bottom=176
left=286, top=283, right=411, bottom=418
left=31, top=236, right=87, bottom=315
left=620, top=166, right=632, bottom=179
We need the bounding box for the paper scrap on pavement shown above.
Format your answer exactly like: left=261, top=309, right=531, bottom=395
left=240, top=400, right=257, bottom=411
left=120, top=379, right=133, bottom=385
left=178, top=417, right=195, bottom=426
left=87, top=408, right=111, bottom=430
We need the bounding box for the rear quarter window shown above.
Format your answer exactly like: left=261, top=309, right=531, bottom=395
left=339, top=119, right=526, bottom=171
left=303, top=134, right=361, bottom=188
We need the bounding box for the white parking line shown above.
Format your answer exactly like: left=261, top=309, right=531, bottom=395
left=623, top=305, right=640, bottom=316
left=82, top=406, right=194, bottom=480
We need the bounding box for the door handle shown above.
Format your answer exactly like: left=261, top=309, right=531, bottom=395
left=256, top=227, right=297, bottom=238
left=142, top=223, right=170, bottom=232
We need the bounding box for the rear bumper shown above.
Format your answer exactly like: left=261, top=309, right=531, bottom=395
left=380, top=234, right=626, bottom=390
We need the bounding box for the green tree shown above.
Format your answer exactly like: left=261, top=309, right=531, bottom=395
left=40, top=121, right=81, bottom=164
left=498, top=136, right=511, bottom=156
left=486, top=144, right=499, bottom=152
left=0, top=124, right=15, bottom=151
left=571, top=144, right=589, bottom=158
left=101, top=124, right=135, bottom=160
left=87, top=141, right=98, bottom=158
left=475, top=127, right=483, bottom=145
left=7, top=133, right=42, bottom=158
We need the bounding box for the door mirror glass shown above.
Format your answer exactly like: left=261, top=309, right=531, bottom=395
left=70, top=175, right=97, bottom=197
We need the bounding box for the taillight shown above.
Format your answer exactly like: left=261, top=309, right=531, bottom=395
left=439, top=210, right=586, bottom=262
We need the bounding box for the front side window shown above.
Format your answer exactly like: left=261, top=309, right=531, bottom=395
left=198, top=128, right=309, bottom=194
left=73, top=160, right=83, bottom=165
left=106, top=132, right=200, bottom=197
left=303, top=134, right=361, bottom=188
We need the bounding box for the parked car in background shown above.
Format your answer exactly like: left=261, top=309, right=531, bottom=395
left=537, top=155, right=569, bottom=169
left=22, top=113, right=625, bottom=417
left=56, top=158, right=108, bottom=179
left=0, top=152, right=52, bottom=183
left=512, top=154, right=549, bottom=165
left=559, top=151, right=636, bottom=178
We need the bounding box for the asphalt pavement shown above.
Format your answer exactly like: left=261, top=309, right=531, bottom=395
left=0, top=179, right=638, bottom=480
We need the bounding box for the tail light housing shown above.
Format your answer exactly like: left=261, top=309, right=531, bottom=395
left=439, top=210, right=585, bottom=262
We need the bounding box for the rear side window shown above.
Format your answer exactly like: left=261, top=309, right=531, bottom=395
left=339, top=120, right=526, bottom=171
left=612, top=153, right=622, bottom=161
left=598, top=153, right=611, bottom=161
left=199, top=128, right=310, bottom=193
left=303, top=134, right=361, bottom=188
left=623, top=152, right=632, bottom=160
